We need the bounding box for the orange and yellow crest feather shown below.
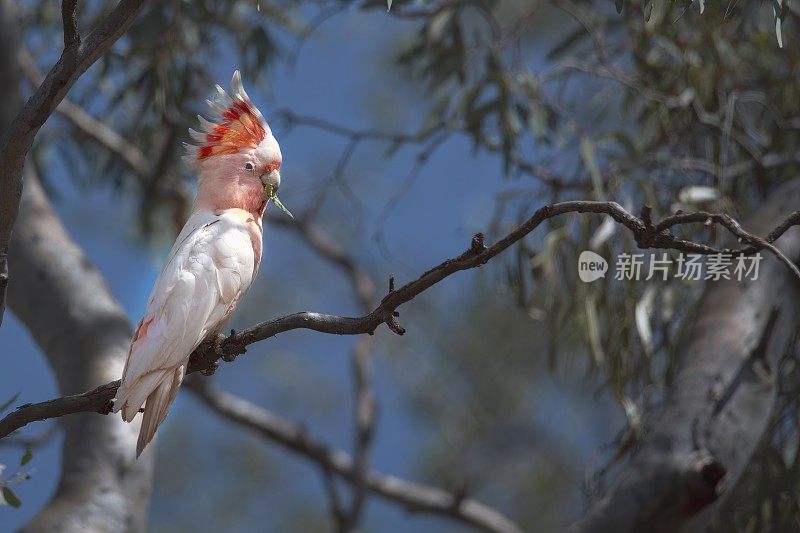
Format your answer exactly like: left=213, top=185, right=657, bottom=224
left=184, top=70, right=270, bottom=165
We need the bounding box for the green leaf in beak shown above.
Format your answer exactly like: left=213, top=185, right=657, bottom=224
left=266, top=185, right=293, bottom=219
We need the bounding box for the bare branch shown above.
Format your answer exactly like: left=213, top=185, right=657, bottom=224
left=656, top=210, right=800, bottom=279
left=340, top=336, right=376, bottom=530
left=185, top=379, right=523, bottom=533
left=2, top=200, right=799, bottom=437
left=0, top=0, right=148, bottom=324
left=275, top=109, right=441, bottom=145
left=17, top=46, right=151, bottom=177
left=61, top=0, right=80, bottom=48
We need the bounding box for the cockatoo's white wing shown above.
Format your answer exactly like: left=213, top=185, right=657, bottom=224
left=114, top=209, right=258, bottom=455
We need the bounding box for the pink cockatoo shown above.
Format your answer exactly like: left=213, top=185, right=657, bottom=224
left=114, top=71, right=284, bottom=457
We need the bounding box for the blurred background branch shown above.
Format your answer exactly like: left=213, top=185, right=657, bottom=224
left=185, top=377, right=524, bottom=533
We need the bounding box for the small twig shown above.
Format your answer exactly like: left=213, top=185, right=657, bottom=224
left=61, top=0, right=80, bottom=48
left=340, top=337, right=377, bottom=530
left=0, top=423, right=58, bottom=449
left=656, top=211, right=800, bottom=281
left=320, top=466, right=348, bottom=530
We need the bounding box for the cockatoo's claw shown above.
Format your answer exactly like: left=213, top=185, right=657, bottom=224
left=219, top=329, right=241, bottom=361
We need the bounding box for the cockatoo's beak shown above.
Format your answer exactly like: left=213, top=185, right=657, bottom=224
left=261, top=169, right=281, bottom=191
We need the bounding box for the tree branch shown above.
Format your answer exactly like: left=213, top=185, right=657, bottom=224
left=61, top=0, right=80, bottom=48
left=17, top=46, right=151, bottom=177
left=0, top=0, right=147, bottom=325
left=340, top=335, right=376, bottom=531
left=184, top=378, right=523, bottom=533
left=2, top=200, right=799, bottom=438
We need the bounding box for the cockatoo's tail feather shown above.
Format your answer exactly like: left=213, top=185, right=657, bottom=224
left=135, top=365, right=184, bottom=457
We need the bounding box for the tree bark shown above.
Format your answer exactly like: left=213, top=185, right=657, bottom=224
left=571, top=179, right=800, bottom=532
left=8, top=172, right=155, bottom=532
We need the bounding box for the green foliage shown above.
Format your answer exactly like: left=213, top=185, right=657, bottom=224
left=478, top=0, right=800, bottom=401
left=0, top=447, right=34, bottom=509
left=1, top=487, right=21, bottom=508
left=0, top=394, right=35, bottom=510
left=20, top=447, right=33, bottom=467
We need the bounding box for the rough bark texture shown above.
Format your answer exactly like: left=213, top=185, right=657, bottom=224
left=8, top=173, right=155, bottom=532
left=571, top=179, right=800, bottom=533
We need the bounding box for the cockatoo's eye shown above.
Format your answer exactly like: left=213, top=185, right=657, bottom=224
left=244, top=162, right=255, bottom=171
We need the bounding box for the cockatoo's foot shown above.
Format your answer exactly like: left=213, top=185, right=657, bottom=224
left=201, top=361, right=219, bottom=376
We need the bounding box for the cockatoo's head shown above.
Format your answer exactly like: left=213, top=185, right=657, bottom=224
left=185, top=71, right=288, bottom=217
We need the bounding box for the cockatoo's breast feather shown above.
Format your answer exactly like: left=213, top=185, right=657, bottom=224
left=115, top=209, right=261, bottom=417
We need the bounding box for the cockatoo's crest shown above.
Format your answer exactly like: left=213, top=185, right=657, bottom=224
left=184, top=70, right=270, bottom=166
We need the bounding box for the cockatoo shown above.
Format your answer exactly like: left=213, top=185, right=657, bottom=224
left=114, top=71, right=284, bottom=457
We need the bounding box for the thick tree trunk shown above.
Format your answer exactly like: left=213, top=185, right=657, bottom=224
left=8, top=174, right=155, bottom=532
left=571, top=179, right=800, bottom=532
left=1, top=0, right=153, bottom=529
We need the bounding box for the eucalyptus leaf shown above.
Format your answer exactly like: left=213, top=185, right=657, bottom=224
left=585, top=293, right=606, bottom=367
left=20, top=447, right=33, bottom=467
left=774, top=8, right=784, bottom=48
left=2, top=487, right=21, bottom=508
left=635, top=286, right=656, bottom=357
left=579, top=138, right=606, bottom=200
